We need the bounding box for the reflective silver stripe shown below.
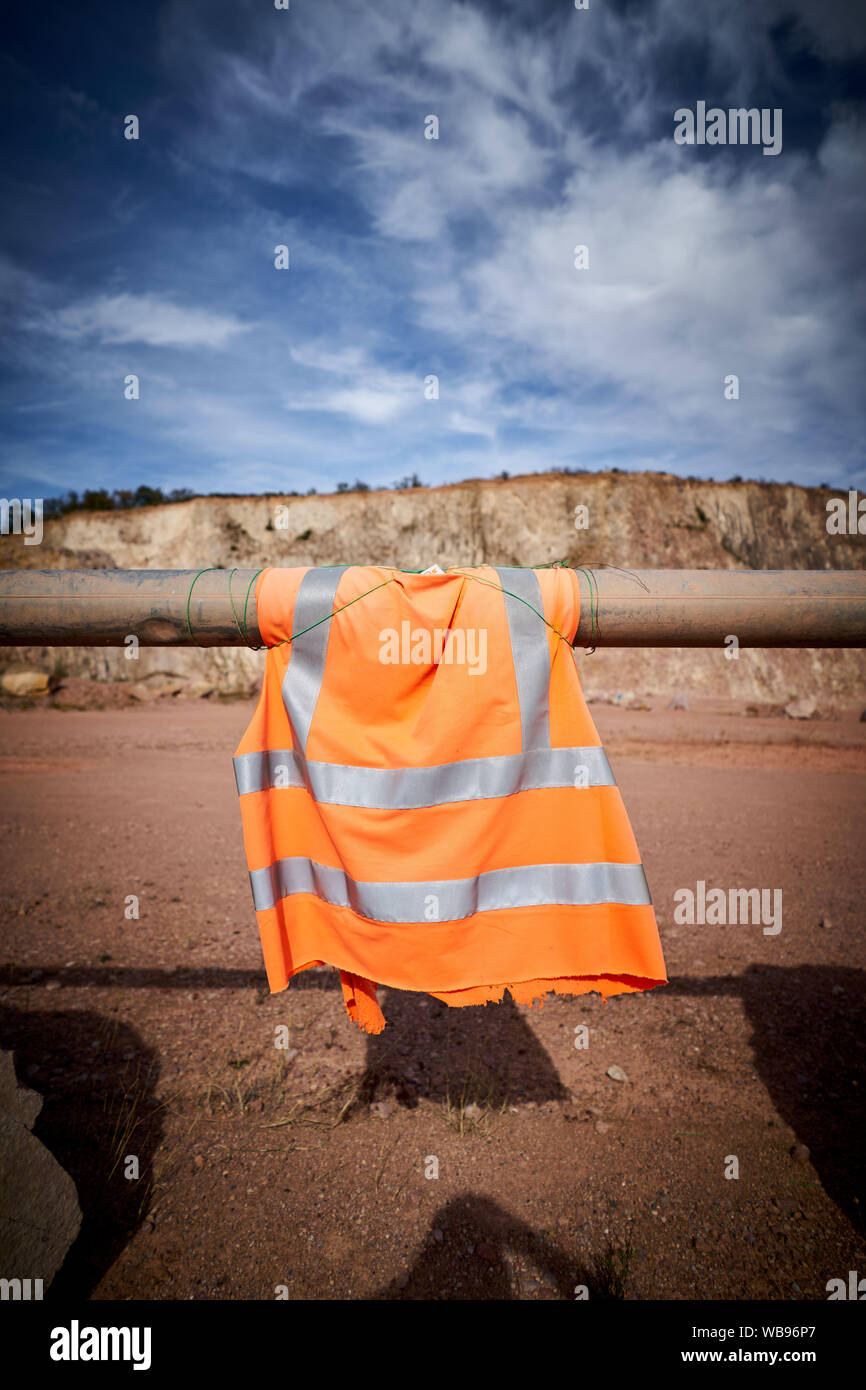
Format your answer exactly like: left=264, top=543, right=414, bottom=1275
left=248, top=858, right=651, bottom=920
left=233, top=745, right=615, bottom=804
left=281, top=567, right=348, bottom=753
left=493, top=567, right=550, bottom=751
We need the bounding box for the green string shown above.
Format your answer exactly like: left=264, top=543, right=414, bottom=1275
left=256, top=565, right=432, bottom=649
left=242, top=569, right=267, bottom=649
left=571, top=563, right=649, bottom=650
left=226, top=567, right=243, bottom=641
left=573, top=566, right=598, bottom=647
left=188, top=562, right=580, bottom=652
left=265, top=576, right=399, bottom=650
left=187, top=567, right=271, bottom=649
left=445, top=566, right=574, bottom=648
left=185, top=567, right=221, bottom=647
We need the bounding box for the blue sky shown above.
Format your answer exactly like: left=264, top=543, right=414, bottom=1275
left=1, top=0, right=864, bottom=499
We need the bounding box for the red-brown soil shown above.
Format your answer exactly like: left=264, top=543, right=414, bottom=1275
left=0, top=694, right=864, bottom=1300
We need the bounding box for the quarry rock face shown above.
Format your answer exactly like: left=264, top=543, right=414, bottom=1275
left=1, top=471, right=863, bottom=704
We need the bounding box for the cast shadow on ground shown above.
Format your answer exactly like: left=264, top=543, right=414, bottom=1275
left=357, top=985, right=569, bottom=1111
left=1, top=956, right=862, bottom=1298
left=672, top=963, right=865, bottom=1231
left=273, top=965, right=570, bottom=1108
left=369, top=1191, right=627, bottom=1300
left=0, top=1003, right=162, bottom=1299
left=298, top=960, right=866, bottom=1228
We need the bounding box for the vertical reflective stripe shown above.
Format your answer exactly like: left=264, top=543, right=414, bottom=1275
left=493, top=567, right=551, bottom=751
left=281, top=567, right=348, bottom=752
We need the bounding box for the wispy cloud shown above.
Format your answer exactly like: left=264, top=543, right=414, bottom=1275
left=40, top=292, right=251, bottom=349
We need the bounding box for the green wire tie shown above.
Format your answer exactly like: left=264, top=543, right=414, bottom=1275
left=186, top=563, right=582, bottom=652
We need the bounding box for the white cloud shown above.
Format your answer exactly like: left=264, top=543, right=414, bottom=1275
left=284, top=346, right=419, bottom=423
left=288, top=344, right=368, bottom=374
left=319, top=386, right=409, bottom=424
left=44, top=293, right=250, bottom=349
left=447, top=411, right=495, bottom=440
left=284, top=340, right=502, bottom=430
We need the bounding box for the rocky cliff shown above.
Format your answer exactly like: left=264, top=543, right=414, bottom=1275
left=1, top=471, right=864, bottom=704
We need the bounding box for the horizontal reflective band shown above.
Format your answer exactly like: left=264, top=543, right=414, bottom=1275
left=248, top=858, right=652, bottom=921
left=233, top=745, right=616, bottom=806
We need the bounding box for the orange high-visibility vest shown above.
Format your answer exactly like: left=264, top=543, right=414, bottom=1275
left=233, top=565, right=666, bottom=1033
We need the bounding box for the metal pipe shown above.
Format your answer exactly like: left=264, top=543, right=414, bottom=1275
left=0, top=568, right=864, bottom=648
left=0, top=569, right=265, bottom=648
left=570, top=568, right=866, bottom=647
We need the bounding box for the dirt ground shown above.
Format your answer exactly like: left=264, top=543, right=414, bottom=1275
left=0, top=689, right=864, bottom=1301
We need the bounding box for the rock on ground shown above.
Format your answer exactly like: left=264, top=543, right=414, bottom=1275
left=785, top=697, right=817, bottom=720
left=1, top=671, right=50, bottom=697
left=0, top=1050, right=82, bottom=1288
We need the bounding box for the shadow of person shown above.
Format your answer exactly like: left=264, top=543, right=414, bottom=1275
left=370, top=1191, right=626, bottom=1300
left=0, top=1003, right=163, bottom=1298
left=667, top=964, right=866, bottom=1231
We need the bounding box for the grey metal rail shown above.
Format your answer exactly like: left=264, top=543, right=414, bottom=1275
left=0, top=568, right=864, bottom=647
